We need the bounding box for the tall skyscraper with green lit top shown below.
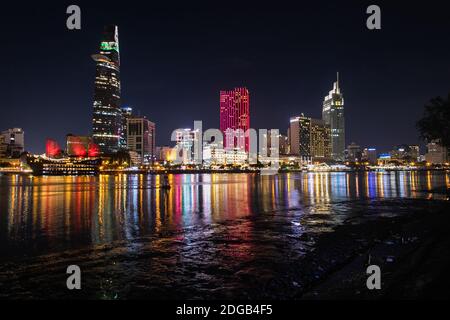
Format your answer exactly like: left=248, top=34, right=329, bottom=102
left=322, top=72, right=345, bottom=161
left=91, top=25, right=122, bottom=154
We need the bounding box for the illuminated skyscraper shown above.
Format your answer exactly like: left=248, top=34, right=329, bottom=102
left=91, top=25, right=122, bottom=154
left=290, top=115, right=314, bottom=158
left=310, top=118, right=331, bottom=161
left=219, top=87, right=250, bottom=152
left=322, top=73, right=345, bottom=161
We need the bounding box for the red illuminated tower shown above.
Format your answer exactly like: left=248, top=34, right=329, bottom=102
left=219, top=87, right=250, bottom=151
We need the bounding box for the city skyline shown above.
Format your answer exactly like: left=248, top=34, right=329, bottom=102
left=1, top=2, right=450, bottom=154
left=1, top=1, right=450, bottom=303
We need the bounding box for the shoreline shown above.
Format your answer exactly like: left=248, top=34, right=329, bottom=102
left=1, top=167, right=448, bottom=176
left=293, top=200, right=450, bottom=299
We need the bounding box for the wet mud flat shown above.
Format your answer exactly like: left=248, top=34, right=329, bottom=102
left=0, top=198, right=449, bottom=299
left=297, top=200, right=450, bottom=299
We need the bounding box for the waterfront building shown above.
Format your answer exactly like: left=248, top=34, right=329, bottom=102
left=203, top=142, right=225, bottom=166
left=390, top=144, right=420, bottom=162
left=224, top=148, right=248, bottom=165
left=1, top=128, right=25, bottom=158
left=128, top=150, right=141, bottom=166
left=362, top=148, right=377, bottom=164
left=279, top=134, right=290, bottom=155
left=377, top=153, right=392, bottom=165
left=91, top=25, right=122, bottom=154
left=310, top=118, right=331, bottom=162
left=409, top=145, right=420, bottom=161
left=0, top=158, right=24, bottom=173
left=289, top=116, right=300, bottom=155
left=203, top=145, right=247, bottom=166
left=126, top=116, right=156, bottom=164
left=173, top=128, right=202, bottom=165
left=260, top=130, right=283, bottom=158
left=278, top=155, right=302, bottom=167
left=425, top=140, right=448, bottom=164
left=289, top=115, right=331, bottom=162
left=0, top=135, right=7, bottom=158
left=259, top=130, right=290, bottom=160
left=220, top=87, right=250, bottom=152
left=322, top=73, right=345, bottom=161
left=346, top=142, right=362, bottom=162
left=155, top=146, right=176, bottom=162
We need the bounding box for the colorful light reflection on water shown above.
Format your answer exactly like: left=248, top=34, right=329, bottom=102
left=0, top=171, right=448, bottom=258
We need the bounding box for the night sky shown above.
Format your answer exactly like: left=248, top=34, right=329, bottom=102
left=1, top=0, right=450, bottom=154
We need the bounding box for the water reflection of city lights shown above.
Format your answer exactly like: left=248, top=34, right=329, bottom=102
left=1, top=171, right=448, bottom=253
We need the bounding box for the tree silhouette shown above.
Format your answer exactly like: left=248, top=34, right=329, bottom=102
left=416, top=93, right=450, bottom=148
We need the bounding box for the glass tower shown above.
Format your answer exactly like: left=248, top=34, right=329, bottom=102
left=91, top=25, right=122, bottom=154
left=322, top=73, right=345, bottom=161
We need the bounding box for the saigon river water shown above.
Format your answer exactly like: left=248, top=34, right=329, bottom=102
left=0, top=171, right=449, bottom=299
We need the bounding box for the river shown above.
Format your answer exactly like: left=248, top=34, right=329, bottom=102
left=0, top=171, right=448, bottom=299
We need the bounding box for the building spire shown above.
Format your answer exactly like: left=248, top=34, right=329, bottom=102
left=336, top=71, right=340, bottom=91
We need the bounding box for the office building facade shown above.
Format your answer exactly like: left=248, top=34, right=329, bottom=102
left=289, top=115, right=331, bottom=162
left=127, top=116, right=156, bottom=164
left=1, top=128, right=25, bottom=158
left=425, top=140, right=448, bottom=164
left=120, top=107, right=133, bottom=149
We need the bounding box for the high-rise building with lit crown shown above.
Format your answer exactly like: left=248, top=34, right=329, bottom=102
left=220, top=87, right=250, bottom=152
left=91, top=25, right=122, bottom=154
left=322, top=73, right=345, bottom=161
